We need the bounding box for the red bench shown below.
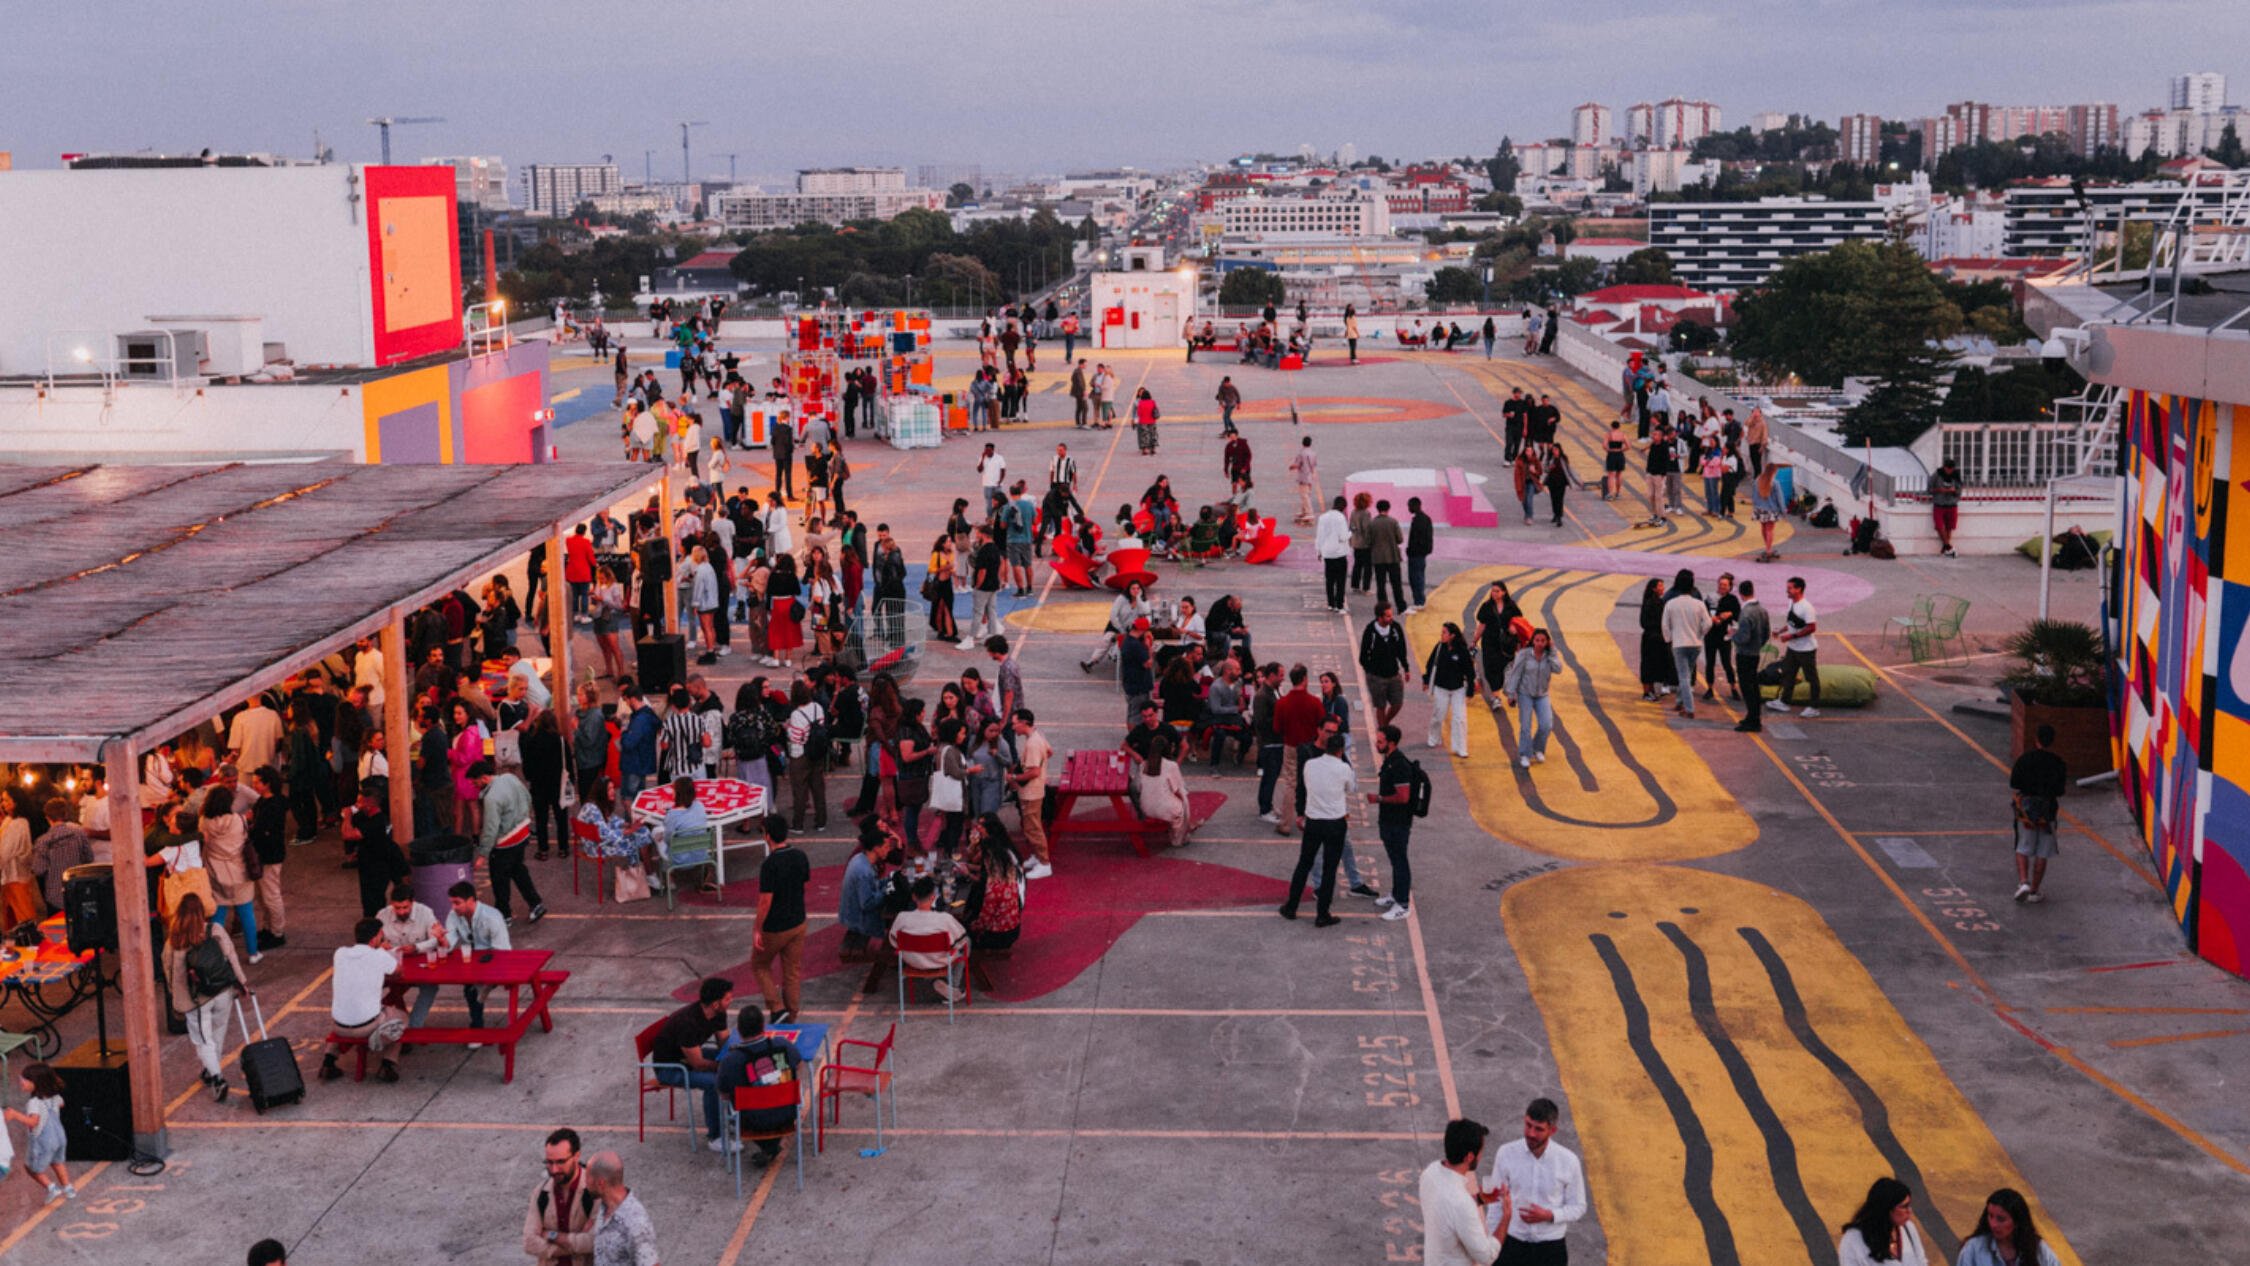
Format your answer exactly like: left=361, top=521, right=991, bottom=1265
left=1049, top=750, right=1167, bottom=858
left=337, top=967, right=569, bottom=1084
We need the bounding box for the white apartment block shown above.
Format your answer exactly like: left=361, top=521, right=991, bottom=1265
left=796, top=167, right=908, bottom=195
left=522, top=163, right=621, bottom=216
left=1839, top=115, right=1882, bottom=164
left=1918, top=194, right=2008, bottom=259
left=1572, top=103, right=1611, bottom=148
left=2172, top=72, right=2228, bottom=113
left=1647, top=198, right=1891, bottom=290
left=1654, top=98, right=1722, bottom=149
left=2001, top=180, right=2234, bottom=256
left=422, top=155, right=511, bottom=211
left=711, top=185, right=946, bottom=230
left=2124, top=107, right=2245, bottom=158
left=1630, top=148, right=1704, bottom=197
left=1625, top=103, right=1656, bottom=144
left=1218, top=192, right=1391, bottom=239
left=1750, top=111, right=1792, bottom=133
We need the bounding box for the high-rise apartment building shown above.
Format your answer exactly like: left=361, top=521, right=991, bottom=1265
left=1913, top=115, right=1964, bottom=168
left=1839, top=115, right=1883, bottom=164
left=1571, top=102, right=1611, bottom=149
left=1625, top=102, right=1656, bottom=145
left=2172, top=72, right=2228, bottom=113
left=1946, top=101, right=1994, bottom=145
left=2067, top=103, right=2120, bottom=156
left=2003, top=179, right=2234, bottom=256
left=1654, top=98, right=1722, bottom=149
left=521, top=163, right=621, bottom=216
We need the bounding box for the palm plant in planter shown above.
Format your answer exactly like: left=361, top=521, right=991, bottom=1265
left=1999, top=619, right=2112, bottom=770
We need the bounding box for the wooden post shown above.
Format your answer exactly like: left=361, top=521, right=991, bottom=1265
left=546, top=524, right=575, bottom=736
left=382, top=617, right=414, bottom=837
left=103, top=741, right=168, bottom=1157
left=660, top=469, right=681, bottom=635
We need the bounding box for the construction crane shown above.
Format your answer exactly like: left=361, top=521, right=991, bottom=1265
left=679, top=120, right=708, bottom=184
left=367, top=116, right=445, bottom=165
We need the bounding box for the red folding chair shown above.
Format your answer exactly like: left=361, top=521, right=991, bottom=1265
left=893, top=931, right=971, bottom=1023
left=633, top=1017, right=694, bottom=1150
left=572, top=815, right=607, bottom=905
left=727, top=1082, right=809, bottom=1193
left=817, top=1022, right=898, bottom=1154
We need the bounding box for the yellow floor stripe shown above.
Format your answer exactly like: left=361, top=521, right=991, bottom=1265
left=1507, top=866, right=2080, bottom=1266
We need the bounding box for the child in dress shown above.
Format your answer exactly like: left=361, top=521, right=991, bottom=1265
left=6, top=1063, right=71, bottom=1201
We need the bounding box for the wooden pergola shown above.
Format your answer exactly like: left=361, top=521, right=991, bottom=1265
left=0, top=460, right=670, bottom=1154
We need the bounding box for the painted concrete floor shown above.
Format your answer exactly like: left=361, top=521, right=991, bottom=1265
left=5, top=341, right=2245, bottom=1264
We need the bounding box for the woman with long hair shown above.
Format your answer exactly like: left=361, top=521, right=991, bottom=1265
left=765, top=552, right=805, bottom=669
left=927, top=534, right=961, bottom=642
left=1082, top=580, right=1153, bottom=672
left=1750, top=461, right=1789, bottom=563
left=164, top=893, right=248, bottom=1103
left=1319, top=670, right=1353, bottom=759
left=448, top=699, right=486, bottom=836
left=198, top=785, right=263, bottom=964
left=1513, top=445, right=1544, bottom=525
left=1638, top=578, right=1674, bottom=701
left=520, top=708, right=568, bottom=861
left=1134, top=734, right=1192, bottom=848
left=1603, top=417, right=1629, bottom=501
left=1838, top=1177, right=1928, bottom=1266
left=864, top=672, right=905, bottom=822
left=930, top=718, right=974, bottom=856
left=1503, top=628, right=1561, bottom=767
left=572, top=775, right=663, bottom=880
left=726, top=680, right=781, bottom=804
left=966, top=813, right=1024, bottom=950
left=0, top=789, right=38, bottom=926
left=1542, top=441, right=1580, bottom=528
left=591, top=561, right=630, bottom=680
left=1473, top=579, right=1526, bottom=711
left=1955, top=1188, right=2057, bottom=1266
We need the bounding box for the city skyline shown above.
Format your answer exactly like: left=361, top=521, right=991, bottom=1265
left=0, top=1, right=2240, bottom=181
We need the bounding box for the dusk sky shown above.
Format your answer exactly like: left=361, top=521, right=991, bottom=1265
left=2, top=1, right=2241, bottom=183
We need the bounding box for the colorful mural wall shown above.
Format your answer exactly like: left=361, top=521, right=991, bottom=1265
left=360, top=340, right=550, bottom=464
left=363, top=166, right=464, bottom=366
left=2116, top=388, right=2250, bottom=977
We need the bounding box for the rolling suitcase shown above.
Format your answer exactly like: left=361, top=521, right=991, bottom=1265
left=235, top=997, right=305, bottom=1114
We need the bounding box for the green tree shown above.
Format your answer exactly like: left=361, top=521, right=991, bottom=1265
left=1485, top=139, right=1521, bottom=190
left=1218, top=267, right=1286, bottom=309
left=1729, top=240, right=1888, bottom=385
left=1424, top=266, right=1485, bottom=305
left=1549, top=219, right=1577, bottom=249
left=2211, top=122, right=2248, bottom=168
left=1669, top=317, right=1721, bottom=353
left=1839, top=242, right=1963, bottom=446
left=947, top=182, right=976, bottom=207
left=1475, top=190, right=1523, bottom=215
left=1612, top=247, right=1676, bottom=286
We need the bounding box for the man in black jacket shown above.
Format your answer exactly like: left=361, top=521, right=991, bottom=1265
left=871, top=525, right=909, bottom=646
left=1501, top=388, right=1528, bottom=461
left=1359, top=603, right=1411, bottom=731
left=1405, top=497, right=1435, bottom=613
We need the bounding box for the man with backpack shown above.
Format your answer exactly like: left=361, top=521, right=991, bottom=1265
left=1368, top=725, right=1425, bottom=922
left=523, top=1126, right=597, bottom=1266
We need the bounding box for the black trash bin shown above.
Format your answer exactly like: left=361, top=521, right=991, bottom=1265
left=408, top=833, right=477, bottom=913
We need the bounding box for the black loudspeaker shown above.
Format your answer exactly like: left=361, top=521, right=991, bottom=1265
left=636, top=634, right=686, bottom=693
left=62, top=864, right=117, bottom=953
left=54, top=1040, right=133, bottom=1161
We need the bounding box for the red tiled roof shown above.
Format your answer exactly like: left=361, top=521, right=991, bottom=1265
left=1579, top=284, right=1710, bottom=303
left=676, top=250, right=740, bottom=270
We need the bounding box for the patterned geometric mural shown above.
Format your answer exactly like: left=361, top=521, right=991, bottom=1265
left=2116, top=388, right=2250, bottom=977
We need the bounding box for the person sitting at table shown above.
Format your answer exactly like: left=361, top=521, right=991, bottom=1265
left=319, top=917, right=407, bottom=1084
left=1122, top=700, right=1168, bottom=792
left=888, top=876, right=968, bottom=1003
left=715, top=1003, right=802, bottom=1169
left=964, top=817, right=1025, bottom=952
left=650, top=976, right=736, bottom=1154
left=378, top=881, right=449, bottom=1028
left=444, top=880, right=511, bottom=1032
left=659, top=777, right=716, bottom=893
left=1200, top=658, right=1250, bottom=765
left=1135, top=734, right=1193, bottom=849
left=1158, top=656, right=1206, bottom=757
left=837, top=820, right=900, bottom=961
left=574, top=777, right=665, bottom=888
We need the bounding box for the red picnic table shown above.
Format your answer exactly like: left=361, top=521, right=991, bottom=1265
left=335, top=948, right=569, bottom=1083
left=1048, top=749, right=1164, bottom=858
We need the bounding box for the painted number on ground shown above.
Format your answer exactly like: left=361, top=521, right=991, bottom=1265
left=1921, top=885, right=2001, bottom=932
left=1791, top=752, right=1855, bottom=789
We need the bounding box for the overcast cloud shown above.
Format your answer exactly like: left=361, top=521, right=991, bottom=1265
left=1, top=1, right=2242, bottom=182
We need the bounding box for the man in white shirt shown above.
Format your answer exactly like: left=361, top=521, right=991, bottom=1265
left=887, top=876, right=968, bottom=1002
left=1483, top=1097, right=1586, bottom=1263
left=1422, top=1118, right=1508, bottom=1266
left=501, top=648, right=552, bottom=711
left=353, top=636, right=386, bottom=727
left=1765, top=575, right=1822, bottom=719
left=320, top=917, right=407, bottom=1084
left=977, top=443, right=1007, bottom=518
left=1314, top=496, right=1351, bottom=613
left=762, top=493, right=794, bottom=559
left=227, top=698, right=284, bottom=774
left=1659, top=571, right=1712, bottom=719
left=1278, top=735, right=1354, bottom=926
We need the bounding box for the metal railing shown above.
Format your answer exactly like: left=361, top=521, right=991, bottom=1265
left=1938, top=422, right=2103, bottom=490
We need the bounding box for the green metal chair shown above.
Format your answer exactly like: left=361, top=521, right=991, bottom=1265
left=1885, top=593, right=1936, bottom=649
left=1908, top=594, right=1971, bottom=665
left=662, top=826, right=719, bottom=910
